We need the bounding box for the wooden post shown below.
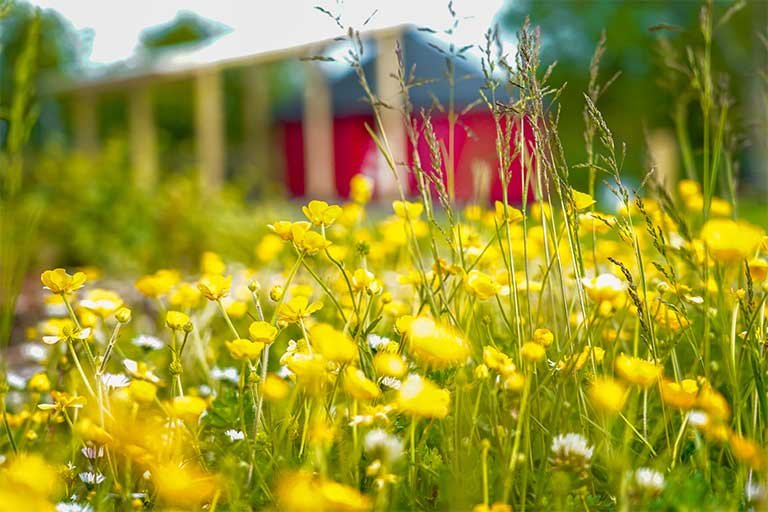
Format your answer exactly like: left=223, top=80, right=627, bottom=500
left=374, top=29, right=407, bottom=200
left=195, top=66, right=225, bottom=193
left=72, top=91, right=98, bottom=154
left=128, top=84, right=158, bottom=189
left=303, top=60, right=336, bottom=199
left=243, top=65, right=272, bottom=190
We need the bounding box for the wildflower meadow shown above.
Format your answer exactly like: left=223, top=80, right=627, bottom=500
left=1, top=2, right=767, bottom=511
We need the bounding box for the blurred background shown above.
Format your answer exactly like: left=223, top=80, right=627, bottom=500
left=0, top=0, right=766, bottom=274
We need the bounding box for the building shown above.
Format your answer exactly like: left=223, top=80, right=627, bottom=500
left=47, top=24, right=533, bottom=202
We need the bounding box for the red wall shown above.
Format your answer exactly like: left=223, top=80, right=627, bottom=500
left=280, top=111, right=535, bottom=203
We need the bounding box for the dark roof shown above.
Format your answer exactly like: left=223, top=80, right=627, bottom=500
left=274, top=26, right=501, bottom=121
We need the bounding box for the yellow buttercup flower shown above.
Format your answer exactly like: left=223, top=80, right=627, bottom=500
left=197, top=273, right=232, bottom=301
left=277, top=296, right=323, bottom=324
left=135, top=269, right=180, bottom=297
left=172, top=395, right=208, bottom=422
left=263, top=373, right=291, bottom=402
left=0, top=454, right=60, bottom=511
left=521, top=341, right=546, bottom=363
left=309, top=323, right=358, bottom=363
left=343, top=366, right=380, bottom=401
left=678, top=179, right=700, bottom=200
left=701, top=219, right=764, bottom=264
left=249, top=320, right=278, bottom=343
left=201, top=251, right=226, bottom=275
left=570, top=189, right=596, bottom=211
left=169, top=282, right=202, bottom=309
left=397, top=374, right=450, bottom=419
left=494, top=201, right=524, bottom=224
left=373, top=352, right=407, bottom=378
left=588, top=377, right=627, bottom=414
left=660, top=379, right=698, bottom=409
left=226, top=338, right=265, bottom=361
left=294, top=229, right=332, bottom=255
left=404, top=316, right=469, bottom=369
left=614, top=353, right=662, bottom=387
left=580, top=273, right=626, bottom=302
left=151, top=461, right=219, bottom=508
left=302, top=200, right=343, bottom=227
left=464, top=269, right=503, bottom=300
left=392, top=200, right=424, bottom=220
left=128, top=379, right=158, bottom=404
left=27, top=372, right=51, bottom=393
left=40, top=268, right=86, bottom=294
left=532, top=328, right=554, bottom=347
left=166, top=310, right=190, bottom=330
left=350, top=174, right=374, bottom=204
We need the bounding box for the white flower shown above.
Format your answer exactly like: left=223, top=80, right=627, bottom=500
left=132, top=334, right=164, bottom=350
left=225, top=429, right=245, bottom=441
left=56, top=503, right=94, bottom=512
left=634, top=468, right=665, bottom=492
left=367, top=334, right=391, bottom=351
left=22, top=343, right=48, bottom=363
left=81, top=446, right=104, bottom=460
left=364, top=429, right=403, bottom=463
left=78, top=472, right=106, bottom=485
left=277, top=366, right=294, bottom=379
left=378, top=376, right=401, bottom=390
left=123, top=359, right=160, bottom=383
left=211, top=367, right=239, bottom=384
left=551, top=433, right=594, bottom=462
left=687, top=410, right=709, bottom=428
left=45, top=302, right=68, bottom=317
left=43, top=327, right=91, bottom=345
left=746, top=481, right=765, bottom=502
left=101, top=373, right=130, bottom=389
left=6, top=372, right=27, bottom=390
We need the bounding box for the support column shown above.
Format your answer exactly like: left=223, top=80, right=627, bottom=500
left=195, top=67, right=225, bottom=193
left=72, top=91, right=98, bottom=154
left=129, top=84, right=158, bottom=189
left=243, top=65, right=272, bottom=190
left=303, top=60, right=336, bottom=199
left=374, top=29, right=407, bottom=200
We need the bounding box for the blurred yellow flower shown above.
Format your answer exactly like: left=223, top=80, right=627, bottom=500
left=0, top=454, right=60, bottom=512
left=309, top=323, right=358, bottom=364
left=404, top=316, right=469, bottom=369
left=201, top=251, right=226, bottom=275
left=350, top=174, right=374, bottom=204
left=614, top=354, right=662, bottom=387
left=588, top=377, right=627, bottom=414
left=494, top=201, right=524, bottom=224
left=570, top=189, right=596, bottom=211
left=135, top=269, right=180, bottom=297
left=151, top=461, right=219, bottom=508
left=397, top=374, right=450, bottom=419
left=392, top=200, right=424, bottom=220
left=701, top=219, right=763, bottom=264
left=521, top=341, right=546, bottom=363
left=172, top=395, right=208, bottom=422
left=373, top=352, right=407, bottom=378
left=343, top=366, right=380, bottom=401
left=464, top=270, right=503, bottom=300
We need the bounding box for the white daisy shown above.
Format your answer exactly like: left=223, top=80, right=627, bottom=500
left=132, top=334, right=164, bottom=351
left=225, top=429, right=245, bottom=441
left=551, top=433, right=594, bottom=469
left=634, top=468, right=665, bottom=492
left=100, top=373, right=130, bottom=389
left=56, top=502, right=94, bottom=512
left=367, top=334, right=391, bottom=351
left=364, top=429, right=403, bottom=463
left=81, top=446, right=104, bottom=460
left=78, top=472, right=106, bottom=485
left=211, top=366, right=239, bottom=384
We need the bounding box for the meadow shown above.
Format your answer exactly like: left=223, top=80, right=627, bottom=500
left=1, top=2, right=767, bottom=511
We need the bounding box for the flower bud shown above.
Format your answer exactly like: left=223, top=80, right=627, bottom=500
left=270, top=285, right=284, bottom=302
left=115, top=307, right=132, bottom=323
left=248, top=280, right=261, bottom=293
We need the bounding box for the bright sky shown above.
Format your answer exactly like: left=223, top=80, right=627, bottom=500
left=29, top=0, right=506, bottom=65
